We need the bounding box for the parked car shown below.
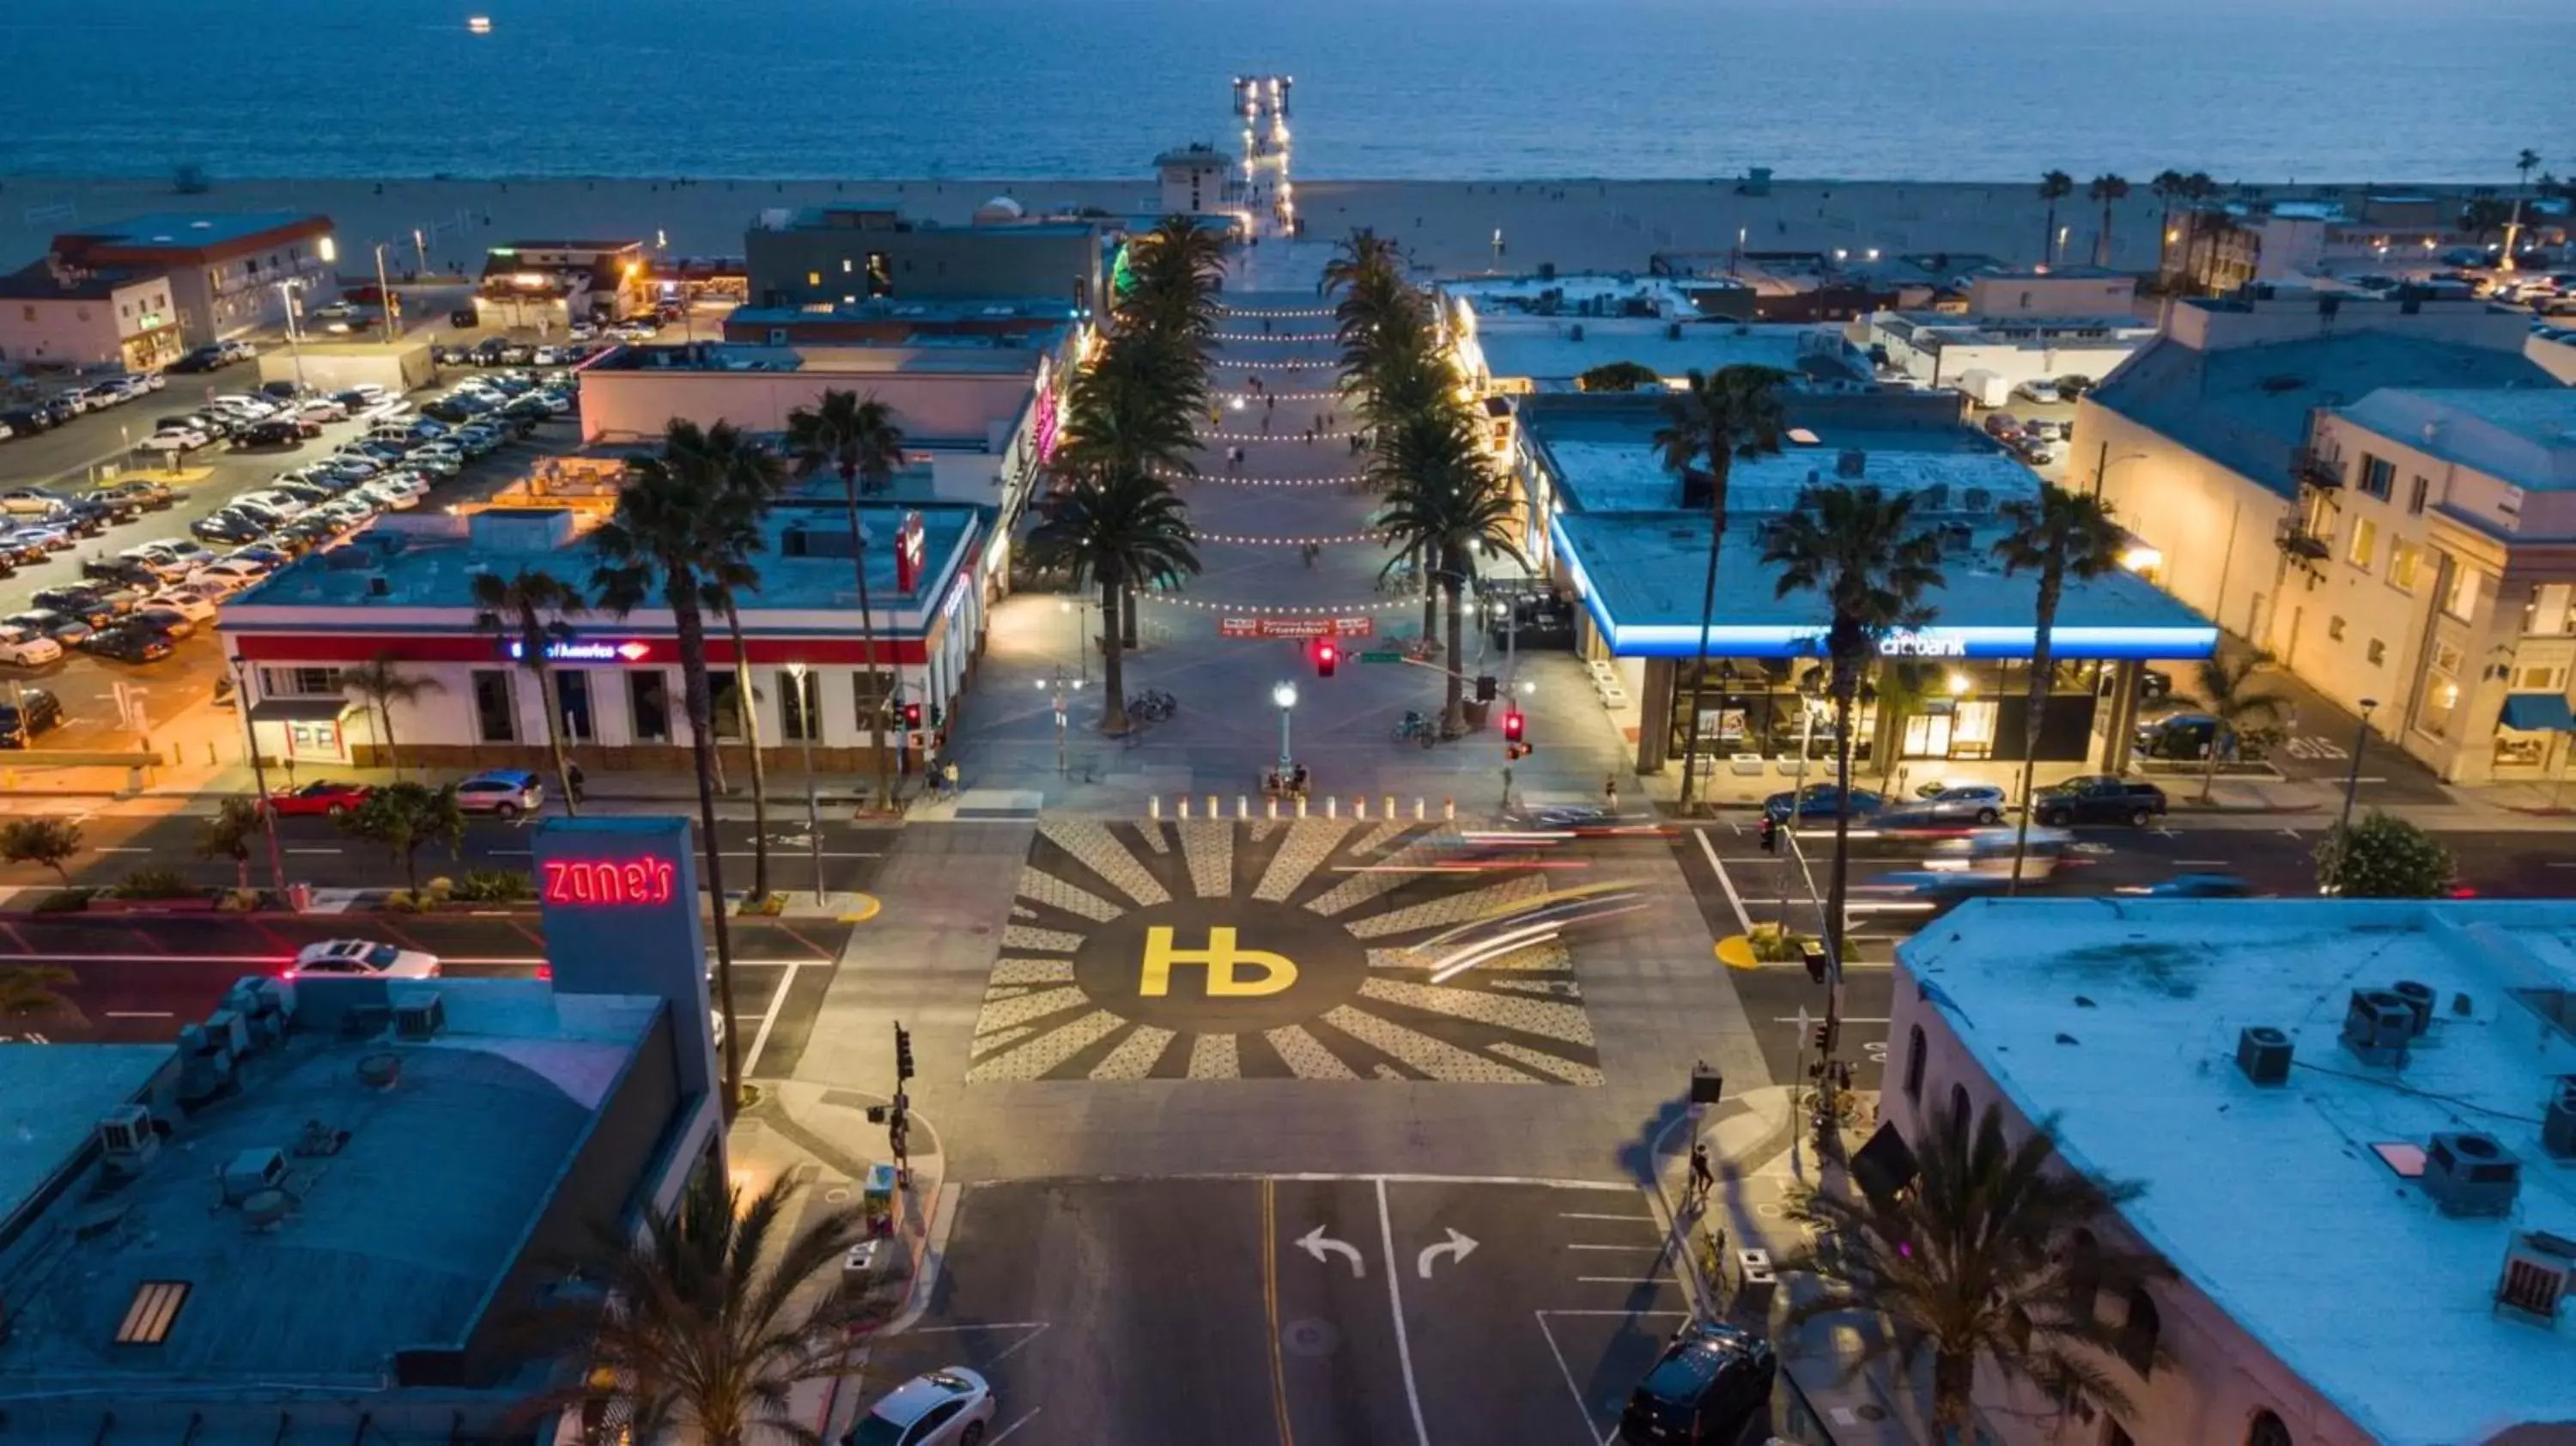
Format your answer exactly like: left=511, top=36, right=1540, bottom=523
left=1760, top=782, right=1884, bottom=823
left=33, top=587, right=123, bottom=628
left=1878, top=783, right=2009, bottom=829
left=81, top=557, right=162, bottom=588
left=264, top=780, right=375, bottom=817
left=2134, top=712, right=2229, bottom=762
left=0, top=625, right=64, bottom=667
left=290, top=939, right=440, bottom=979
left=76, top=490, right=145, bottom=524
left=137, top=428, right=204, bottom=455
left=0, top=406, right=52, bottom=435
left=454, top=768, right=543, bottom=817
left=7, top=610, right=91, bottom=647
left=1618, top=1320, right=1777, bottom=1446
left=2127, top=872, right=2258, bottom=898
left=240, top=419, right=306, bottom=447
left=168, top=345, right=227, bottom=373
left=0, top=688, right=65, bottom=745
left=191, top=512, right=270, bottom=544
left=80, top=623, right=177, bottom=663
left=846, top=1369, right=997, bottom=1446
left=131, top=606, right=197, bottom=641
left=2031, top=775, right=2169, bottom=827
left=143, top=587, right=219, bottom=623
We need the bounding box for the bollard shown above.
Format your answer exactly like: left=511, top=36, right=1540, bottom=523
left=1237, top=794, right=1249, bottom=819
left=1150, top=795, right=1163, bottom=820
left=1178, top=796, right=1191, bottom=820
left=1383, top=794, right=1396, bottom=820
left=1443, top=797, right=1455, bottom=821
left=1354, top=795, right=1368, bottom=820
left=1412, top=797, right=1425, bottom=821
left=1267, top=797, right=1279, bottom=819
left=1206, top=793, right=1218, bottom=819
left=1296, top=794, right=1309, bottom=818
left=1325, top=794, right=1338, bottom=819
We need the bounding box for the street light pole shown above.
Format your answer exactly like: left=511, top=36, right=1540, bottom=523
left=275, top=281, right=307, bottom=394
left=229, top=655, right=290, bottom=900
left=1273, top=680, right=1298, bottom=771
left=787, top=662, right=824, bottom=905
left=2335, top=697, right=2379, bottom=851
left=372, top=244, right=398, bottom=338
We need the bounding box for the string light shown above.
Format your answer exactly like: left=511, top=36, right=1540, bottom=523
left=1152, top=465, right=1368, bottom=489
left=1194, top=529, right=1388, bottom=546
left=1137, top=592, right=1418, bottom=616
left=1216, top=389, right=1340, bottom=402
left=1209, top=355, right=1340, bottom=370
left=1199, top=428, right=1360, bottom=442
left=1217, top=305, right=1334, bottom=319
left=1210, top=331, right=1338, bottom=343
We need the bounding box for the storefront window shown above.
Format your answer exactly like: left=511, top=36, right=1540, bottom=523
left=2495, top=731, right=2550, bottom=769
left=470, top=670, right=515, bottom=744
left=708, top=673, right=745, bottom=743
left=555, top=670, right=593, bottom=742
left=780, top=669, right=819, bottom=742
left=2524, top=584, right=2575, bottom=637
left=854, top=670, right=896, bottom=739
left=629, top=671, right=671, bottom=744
left=2418, top=642, right=2462, bottom=739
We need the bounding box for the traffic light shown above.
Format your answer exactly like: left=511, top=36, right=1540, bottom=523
left=894, top=1023, right=915, bottom=1082
left=1315, top=640, right=1338, bottom=677
left=1757, top=813, right=1780, bottom=854
left=901, top=700, right=924, bottom=729
left=1502, top=708, right=1524, bottom=742
left=929, top=702, right=944, bottom=729
left=1811, top=1018, right=1837, bottom=1054
left=1474, top=674, right=1498, bottom=703
left=1799, top=939, right=1832, bottom=986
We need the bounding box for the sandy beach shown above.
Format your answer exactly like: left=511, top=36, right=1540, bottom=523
left=0, top=173, right=2485, bottom=284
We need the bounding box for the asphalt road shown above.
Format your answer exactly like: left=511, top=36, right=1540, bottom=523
left=0, top=811, right=897, bottom=895
left=858, top=1175, right=1710, bottom=1446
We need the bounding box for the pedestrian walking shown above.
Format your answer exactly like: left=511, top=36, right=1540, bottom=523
left=943, top=757, right=961, bottom=801
left=1688, top=1143, right=1714, bottom=1206
left=566, top=760, right=586, bottom=807
left=1604, top=773, right=1620, bottom=814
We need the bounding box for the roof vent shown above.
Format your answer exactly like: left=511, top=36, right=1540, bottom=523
left=2342, top=988, right=2413, bottom=1067
left=392, top=989, right=446, bottom=1041
left=204, top=1007, right=249, bottom=1058
left=2391, top=980, right=2435, bottom=1036
left=365, top=574, right=392, bottom=598
left=2543, top=1077, right=2576, bottom=1160
left=2498, top=1231, right=2576, bottom=1326
left=98, top=1103, right=161, bottom=1172
left=1835, top=449, right=1867, bottom=478
left=2235, top=1026, right=2293, bottom=1085
left=220, top=1146, right=288, bottom=1206
left=2424, top=1132, right=2521, bottom=1218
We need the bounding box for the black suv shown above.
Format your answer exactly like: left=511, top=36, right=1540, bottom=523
left=0, top=407, right=50, bottom=435
left=0, top=688, right=65, bottom=747
left=2032, top=775, right=2170, bottom=827
left=1619, top=1321, right=1777, bottom=1443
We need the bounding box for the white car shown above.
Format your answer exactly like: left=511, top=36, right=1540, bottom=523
left=847, top=1370, right=996, bottom=1446
left=0, top=626, right=64, bottom=667
left=327, top=459, right=383, bottom=482
left=297, top=398, right=350, bottom=422
left=149, top=423, right=212, bottom=448
left=290, top=939, right=440, bottom=979
left=234, top=490, right=309, bottom=519
left=137, top=430, right=201, bottom=454
left=143, top=588, right=219, bottom=623
left=356, top=483, right=419, bottom=512
left=2013, top=377, right=2063, bottom=402
left=187, top=562, right=263, bottom=596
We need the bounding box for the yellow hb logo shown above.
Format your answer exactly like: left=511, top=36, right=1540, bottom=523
left=1139, top=927, right=1298, bottom=998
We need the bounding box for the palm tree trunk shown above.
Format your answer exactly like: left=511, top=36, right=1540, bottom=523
left=725, top=605, right=772, bottom=901
left=1121, top=586, right=1139, bottom=649
left=841, top=467, right=891, bottom=811
left=673, top=586, right=744, bottom=1109
left=523, top=623, right=580, bottom=818
left=2043, top=201, right=2058, bottom=264
left=1823, top=656, right=1862, bottom=987
left=1421, top=558, right=1438, bottom=653
left=1441, top=566, right=1466, bottom=735
left=2200, top=732, right=2222, bottom=804
left=1932, top=1349, right=1977, bottom=1435
left=376, top=700, right=402, bottom=781
left=1099, top=574, right=1131, bottom=733
left=1678, top=515, right=1728, bottom=805
left=2099, top=199, right=2117, bottom=267
left=2008, top=578, right=2060, bottom=893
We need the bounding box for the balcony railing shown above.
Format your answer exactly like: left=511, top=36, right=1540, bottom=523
left=2291, top=448, right=2344, bottom=491
left=2275, top=519, right=2330, bottom=560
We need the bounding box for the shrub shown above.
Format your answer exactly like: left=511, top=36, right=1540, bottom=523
left=31, top=888, right=91, bottom=914
left=452, top=869, right=532, bottom=904
left=114, top=866, right=197, bottom=900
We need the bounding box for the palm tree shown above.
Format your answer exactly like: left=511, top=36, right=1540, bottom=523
left=196, top=796, right=263, bottom=890
left=785, top=390, right=905, bottom=811
left=1323, top=227, right=1405, bottom=301
left=1763, top=485, right=1944, bottom=976
left=1654, top=365, right=1789, bottom=805
left=1119, top=214, right=1228, bottom=350
left=593, top=453, right=749, bottom=1108
left=2087, top=173, right=2129, bottom=267
left=2518, top=148, right=2543, bottom=196
left=670, top=419, right=790, bottom=901
left=338, top=781, right=465, bottom=896
left=1058, top=332, right=1206, bottom=479
left=471, top=566, right=587, bottom=817
left=341, top=653, right=444, bottom=779
left=1376, top=413, right=1524, bottom=733
left=0, top=963, right=75, bottom=1020
left=517, top=1171, right=876, bottom=1446
left=2190, top=650, right=2289, bottom=803
left=2037, top=171, right=2075, bottom=264
left=1992, top=491, right=2126, bottom=890
left=2148, top=168, right=2190, bottom=264
left=1780, top=1097, right=2169, bottom=1435
left=1025, top=465, right=1200, bottom=734
left=2460, top=197, right=2516, bottom=243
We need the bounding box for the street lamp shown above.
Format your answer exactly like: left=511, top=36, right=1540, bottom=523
left=2336, top=697, right=2380, bottom=852
left=785, top=662, right=825, bottom=903
left=275, top=279, right=308, bottom=393
left=1273, top=680, right=1298, bottom=771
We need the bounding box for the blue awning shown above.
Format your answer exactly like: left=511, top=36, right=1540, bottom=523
left=2500, top=693, right=2576, bottom=732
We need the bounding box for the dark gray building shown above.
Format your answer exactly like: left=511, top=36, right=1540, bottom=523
left=745, top=202, right=1103, bottom=313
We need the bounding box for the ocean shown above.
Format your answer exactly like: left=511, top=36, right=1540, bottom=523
left=0, top=0, right=2565, bottom=182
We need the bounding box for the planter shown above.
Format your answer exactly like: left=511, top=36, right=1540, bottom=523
left=88, top=896, right=222, bottom=914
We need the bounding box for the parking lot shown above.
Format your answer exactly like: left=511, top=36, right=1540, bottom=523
left=860, top=1176, right=1697, bottom=1446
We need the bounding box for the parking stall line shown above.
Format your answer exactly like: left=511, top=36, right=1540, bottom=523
left=1557, top=1212, right=1655, bottom=1224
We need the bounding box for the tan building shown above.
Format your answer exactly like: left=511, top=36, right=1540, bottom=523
left=0, top=261, right=182, bottom=370
left=2070, top=289, right=2557, bottom=677
left=41, top=210, right=337, bottom=346
left=1884, top=897, right=2576, bottom=1446
left=1960, top=264, right=2137, bottom=318
left=474, top=239, right=651, bottom=330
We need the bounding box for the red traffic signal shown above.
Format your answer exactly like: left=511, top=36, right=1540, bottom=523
left=1315, top=641, right=1338, bottom=677
left=901, top=701, right=924, bottom=728
left=1501, top=708, right=1525, bottom=742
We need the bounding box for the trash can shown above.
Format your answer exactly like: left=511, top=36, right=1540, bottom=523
left=862, top=1161, right=898, bottom=1236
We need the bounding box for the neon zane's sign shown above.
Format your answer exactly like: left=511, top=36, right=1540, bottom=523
left=505, top=640, right=653, bottom=662
left=543, top=857, right=678, bottom=906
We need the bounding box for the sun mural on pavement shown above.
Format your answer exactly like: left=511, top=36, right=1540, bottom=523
left=967, top=819, right=1605, bottom=1084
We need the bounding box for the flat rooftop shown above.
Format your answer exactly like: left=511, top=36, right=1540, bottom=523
left=769, top=207, right=1096, bottom=237
left=1473, top=317, right=1865, bottom=389
left=1903, top=900, right=2576, bottom=1446
left=1447, top=274, right=1706, bottom=319
left=2337, top=388, right=2576, bottom=493
left=1874, top=313, right=2158, bottom=347
left=58, top=210, right=325, bottom=252
left=0, top=983, right=658, bottom=1388
left=594, top=338, right=1053, bottom=375
left=1522, top=397, right=2035, bottom=515
left=0, top=1045, right=172, bottom=1229
left=726, top=296, right=1077, bottom=328
left=227, top=503, right=978, bottom=617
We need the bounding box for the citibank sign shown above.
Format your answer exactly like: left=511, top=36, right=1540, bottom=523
left=1876, top=630, right=1966, bottom=659
left=504, top=640, right=653, bottom=662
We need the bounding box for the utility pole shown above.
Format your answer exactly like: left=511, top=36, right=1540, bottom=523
left=787, top=662, right=824, bottom=905
left=372, top=243, right=399, bottom=338
left=2330, top=698, right=2379, bottom=890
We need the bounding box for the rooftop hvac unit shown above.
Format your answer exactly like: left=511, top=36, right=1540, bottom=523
left=204, top=1007, right=248, bottom=1058
left=2391, top=980, right=2435, bottom=1036
left=2424, top=1132, right=2522, bottom=1218
left=2342, top=989, right=2414, bottom=1068
left=2544, top=1077, right=2576, bottom=1160
left=2235, top=1026, right=2293, bottom=1086
left=221, top=1146, right=288, bottom=1206
left=2498, top=1231, right=2576, bottom=1326
left=97, top=1104, right=160, bottom=1171
left=392, top=990, right=447, bottom=1042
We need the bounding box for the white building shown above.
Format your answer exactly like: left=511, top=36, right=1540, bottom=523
left=1863, top=311, right=2157, bottom=395
left=1887, top=897, right=2576, bottom=1446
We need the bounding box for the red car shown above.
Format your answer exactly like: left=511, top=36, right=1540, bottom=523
left=264, top=781, right=374, bottom=817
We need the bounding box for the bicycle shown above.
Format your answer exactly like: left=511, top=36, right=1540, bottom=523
left=1127, top=690, right=1176, bottom=723
left=1391, top=712, right=1437, bottom=747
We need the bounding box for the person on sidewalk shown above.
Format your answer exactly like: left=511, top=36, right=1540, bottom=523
left=1604, top=773, right=1620, bottom=814
left=565, top=760, right=586, bottom=807
left=1688, top=1142, right=1714, bottom=1207
left=942, top=758, right=960, bottom=801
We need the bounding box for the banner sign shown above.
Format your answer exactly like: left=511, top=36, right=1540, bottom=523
left=1218, top=615, right=1378, bottom=640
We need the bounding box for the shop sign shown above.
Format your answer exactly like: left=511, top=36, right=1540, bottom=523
left=1218, top=616, right=1378, bottom=640
left=894, top=511, right=927, bottom=594
left=506, top=640, right=653, bottom=662
left=1876, top=629, right=1966, bottom=659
